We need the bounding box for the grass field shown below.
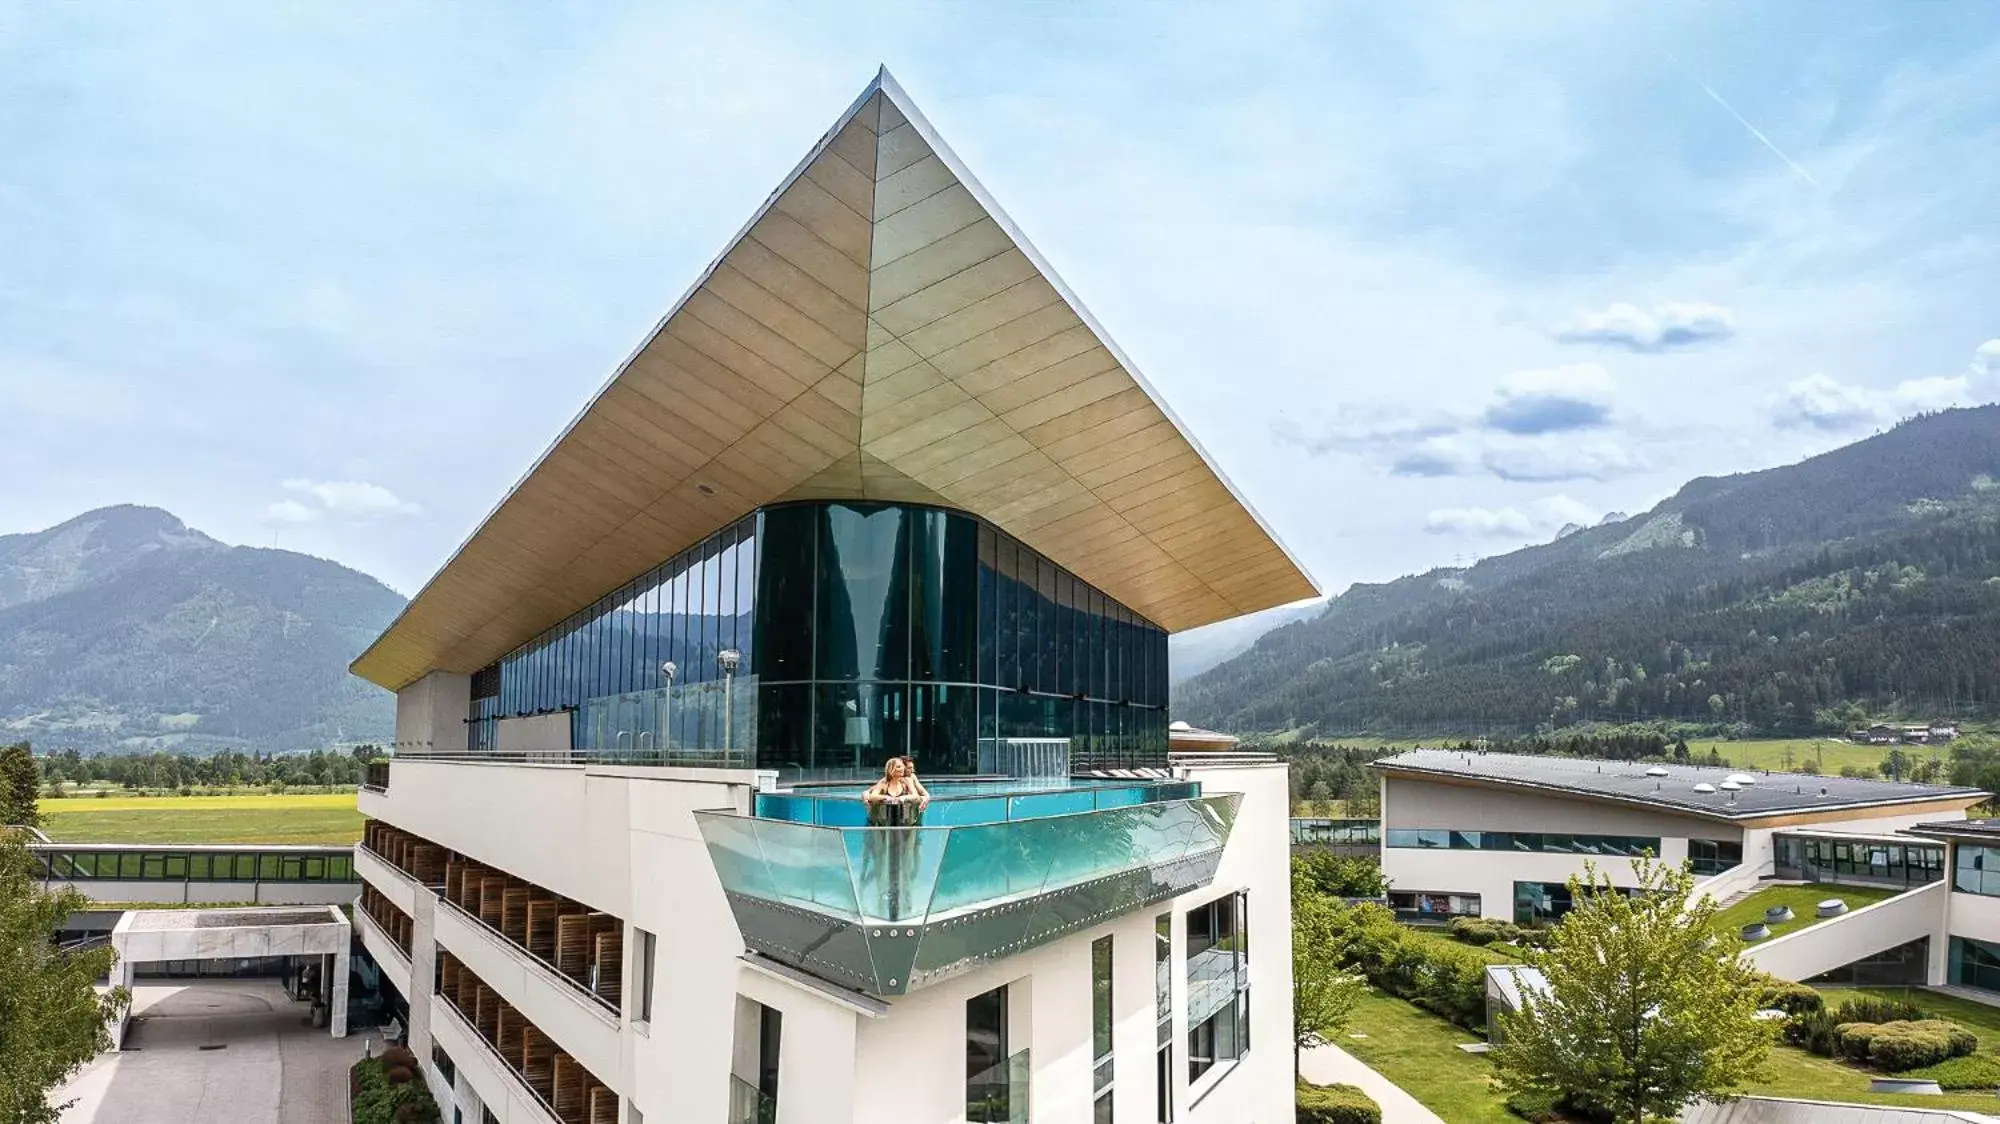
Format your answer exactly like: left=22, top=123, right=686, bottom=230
left=36, top=792, right=363, bottom=845
left=1711, top=882, right=1904, bottom=943
left=1340, top=980, right=2000, bottom=1117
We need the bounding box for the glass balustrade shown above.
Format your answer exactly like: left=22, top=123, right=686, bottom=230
left=697, top=787, right=1239, bottom=996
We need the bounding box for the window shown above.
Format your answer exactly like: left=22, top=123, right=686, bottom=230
left=1387, top=891, right=1482, bottom=920
left=1957, top=846, right=2000, bottom=897
left=966, top=984, right=1010, bottom=1123
left=1952, top=936, right=2000, bottom=994
left=1689, top=839, right=1743, bottom=876
left=1092, top=934, right=1114, bottom=1121
left=431, top=1043, right=456, bottom=1087
left=1386, top=829, right=1660, bottom=857
left=1155, top=913, right=1173, bottom=1123
left=1186, top=892, right=1249, bottom=1086
left=635, top=929, right=657, bottom=1024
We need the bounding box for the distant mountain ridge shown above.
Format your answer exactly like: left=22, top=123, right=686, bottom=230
left=0, top=505, right=404, bottom=753
left=1177, top=406, right=2000, bottom=738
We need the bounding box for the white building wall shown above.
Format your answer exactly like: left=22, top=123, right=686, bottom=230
left=359, top=757, right=1290, bottom=1123
left=1742, top=880, right=1947, bottom=981
left=1386, top=842, right=1691, bottom=921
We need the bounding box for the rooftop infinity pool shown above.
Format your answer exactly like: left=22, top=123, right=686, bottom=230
left=753, top=777, right=1201, bottom=827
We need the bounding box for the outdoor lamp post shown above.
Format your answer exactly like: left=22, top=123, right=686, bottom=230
left=717, top=649, right=741, bottom=757
left=659, top=661, right=677, bottom=755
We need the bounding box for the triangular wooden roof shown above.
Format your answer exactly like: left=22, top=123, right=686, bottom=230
left=353, top=69, right=1316, bottom=691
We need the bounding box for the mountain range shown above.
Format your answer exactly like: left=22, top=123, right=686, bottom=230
left=0, top=505, right=404, bottom=753
left=1176, top=406, right=2000, bottom=739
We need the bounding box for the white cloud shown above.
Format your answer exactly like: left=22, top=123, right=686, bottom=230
left=1770, top=372, right=1974, bottom=432
left=1973, top=339, right=2000, bottom=379
left=263, top=499, right=318, bottom=524
left=1391, top=430, right=1645, bottom=483
left=1425, top=494, right=1597, bottom=537
left=1554, top=301, right=1736, bottom=353
left=278, top=478, right=422, bottom=518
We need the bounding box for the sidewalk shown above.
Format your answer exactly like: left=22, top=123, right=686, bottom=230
left=1300, top=1043, right=1449, bottom=1124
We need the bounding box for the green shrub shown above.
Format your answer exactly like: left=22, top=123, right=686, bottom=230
left=1752, top=979, right=1823, bottom=1016
left=1505, top=1089, right=1562, bottom=1122
left=1446, top=917, right=1523, bottom=947
left=1911, top=1054, right=2000, bottom=1091
left=1296, top=1080, right=1381, bottom=1123
left=1835, top=1022, right=1881, bottom=1062
left=1834, top=994, right=1928, bottom=1025
left=1868, top=1022, right=1956, bottom=1072
left=351, top=1057, right=440, bottom=1124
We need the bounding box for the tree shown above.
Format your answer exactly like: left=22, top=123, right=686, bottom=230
left=0, top=829, right=128, bottom=1122
left=1493, top=857, right=1767, bottom=1124
left=1290, top=868, right=1363, bottom=1073
left=1, top=744, right=39, bottom=828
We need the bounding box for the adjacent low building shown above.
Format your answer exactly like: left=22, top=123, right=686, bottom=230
left=350, top=69, right=1312, bottom=1124
left=1373, top=749, right=1985, bottom=926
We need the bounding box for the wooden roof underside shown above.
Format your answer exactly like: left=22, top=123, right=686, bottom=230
left=353, top=71, right=1316, bottom=691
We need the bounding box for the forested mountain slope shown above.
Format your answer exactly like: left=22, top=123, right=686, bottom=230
left=0, top=505, right=404, bottom=752
left=1177, top=407, right=2000, bottom=737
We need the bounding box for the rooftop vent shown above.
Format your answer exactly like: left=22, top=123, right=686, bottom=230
left=1693, top=783, right=1717, bottom=794
left=1819, top=787, right=1829, bottom=798
left=1719, top=780, right=1742, bottom=791
left=1646, top=766, right=1670, bottom=777
left=1727, top=773, right=1758, bottom=786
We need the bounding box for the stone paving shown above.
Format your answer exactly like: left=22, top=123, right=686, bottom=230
left=56, top=980, right=363, bottom=1124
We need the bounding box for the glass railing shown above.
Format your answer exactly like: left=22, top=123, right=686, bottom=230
left=697, top=792, right=1239, bottom=994
left=966, top=1049, right=1030, bottom=1124
left=727, top=1075, right=776, bottom=1124
left=575, top=676, right=758, bottom=764
left=755, top=778, right=1201, bottom=828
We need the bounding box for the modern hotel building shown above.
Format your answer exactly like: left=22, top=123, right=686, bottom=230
left=350, top=70, right=1313, bottom=1124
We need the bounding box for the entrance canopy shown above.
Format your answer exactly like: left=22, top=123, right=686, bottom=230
left=109, top=906, right=351, bottom=1043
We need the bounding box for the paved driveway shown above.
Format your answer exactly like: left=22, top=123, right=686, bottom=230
left=58, top=981, right=364, bottom=1124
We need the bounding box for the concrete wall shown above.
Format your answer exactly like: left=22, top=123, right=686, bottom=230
left=42, top=878, right=357, bottom=907
left=1742, top=881, right=1945, bottom=981
left=495, top=712, right=571, bottom=754
left=395, top=671, right=471, bottom=754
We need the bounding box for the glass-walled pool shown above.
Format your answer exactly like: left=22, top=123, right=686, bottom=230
left=755, top=777, right=1201, bottom=828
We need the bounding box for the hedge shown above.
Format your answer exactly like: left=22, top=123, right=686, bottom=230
left=1297, top=1081, right=1381, bottom=1124
left=1333, top=905, right=1490, bottom=1030
left=1751, top=979, right=1822, bottom=1017
left=1911, top=1054, right=2000, bottom=1091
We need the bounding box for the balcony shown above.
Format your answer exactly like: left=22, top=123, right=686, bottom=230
left=437, top=949, right=620, bottom=1124
left=695, top=778, right=1239, bottom=996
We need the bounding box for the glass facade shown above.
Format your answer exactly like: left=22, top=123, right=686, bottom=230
left=1513, top=881, right=1643, bottom=926
left=32, top=847, right=355, bottom=883
left=485, top=502, right=1170, bottom=778
left=1386, top=829, right=1661, bottom=857
left=1776, top=833, right=1946, bottom=887
left=1093, top=934, right=1115, bottom=1121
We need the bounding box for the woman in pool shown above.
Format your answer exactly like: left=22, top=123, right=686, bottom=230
left=861, top=755, right=929, bottom=921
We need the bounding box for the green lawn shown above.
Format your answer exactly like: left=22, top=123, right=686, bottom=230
left=1749, top=987, right=2000, bottom=1112
left=1339, top=988, right=1519, bottom=1124
left=36, top=792, right=362, bottom=845
left=1711, top=883, right=1904, bottom=943
left=1686, top=737, right=1946, bottom=778
left=1335, top=978, right=2000, bottom=1118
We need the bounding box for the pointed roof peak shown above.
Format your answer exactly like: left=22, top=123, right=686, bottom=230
left=354, top=74, right=1317, bottom=690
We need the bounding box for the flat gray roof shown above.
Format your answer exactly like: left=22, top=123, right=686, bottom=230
left=1373, top=749, right=1986, bottom=822
left=1908, top=818, right=2000, bottom=843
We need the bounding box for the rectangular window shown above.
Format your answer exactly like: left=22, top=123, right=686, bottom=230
left=966, top=984, right=1010, bottom=1124
left=1155, top=912, right=1173, bottom=1123
left=1186, top=892, right=1249, bottom=1086
left=636, top=929, right=657, bottom=1024
left=1093, top=934, right=1114, bottom=1116
left=1957, top=845, right=2000, bottom=897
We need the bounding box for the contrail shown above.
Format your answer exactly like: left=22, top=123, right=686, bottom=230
left=1668, top=54, right=1823, bottom=190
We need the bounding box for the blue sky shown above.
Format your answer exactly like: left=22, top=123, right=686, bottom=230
left=4, top=2, right=1998, bottom=610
